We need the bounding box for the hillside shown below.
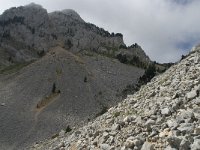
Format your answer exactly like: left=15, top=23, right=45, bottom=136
left=31, top=46, right=200, bottom=150
left=0, top=4, right=155, bottom=150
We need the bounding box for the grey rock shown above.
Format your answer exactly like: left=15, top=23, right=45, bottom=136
left=164, top=146, right=177, bottom=150
left=179, top=139, right=190, bottom=150
left=1, top=103, right=5, bottom=106
left=191, top=139, right=200, bottom=150
left=167, top=136, right=182, bottom=149
left=111, top=124, right=120, bottom=131
left=123, top=116, right=132, bottom=123
left=167, top=119, right=178, bottom=129
left=177, top=123, right=194, bottom=133
left=161, top=108, right=171, bottom=116
left=145, top=119, right=156, bottom=126
left=125, top=137, right=135, bottom=148
left=187, top=90, right=197, bottom=100
left=100, top=144, right=111, bottom=150
left=133, top=138, right=143, bottom=147
left=141, top=142, right=154, bottom=150
left=194, top=126, right=200, bottom=135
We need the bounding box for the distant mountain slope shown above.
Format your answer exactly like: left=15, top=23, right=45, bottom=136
left=0, top=47, right=144, bottom=149
left=30, top=45, right=200, bottom=149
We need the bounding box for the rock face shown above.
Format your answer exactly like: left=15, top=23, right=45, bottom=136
left=30, top=46, right=200, bottom=150
left=0, top=3, right=151, bottom=70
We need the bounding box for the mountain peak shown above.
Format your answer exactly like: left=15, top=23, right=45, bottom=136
left=24, top=2, right=43, bottom=9
left=49, top=9, right=84, bottom=22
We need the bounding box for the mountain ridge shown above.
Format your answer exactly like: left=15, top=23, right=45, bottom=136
left=0, top=4, right=151, bottom=70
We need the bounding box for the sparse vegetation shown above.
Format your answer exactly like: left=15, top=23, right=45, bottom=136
left=113, top=111, right=120, bottom=117
left=84, top=76, right=88, bottom=82
left=56, top=68, right=62, bottom=75
left=0, top=16, right=25, bottom=27
left=119, top=44, right=127, bottom=49
left=0, top=61, right=33, bottom=75
left=37, top=50, right=45, bottom=57
left=98, top=91, right=102, bottom=95
left=52, top=83, right=56, bottom=93
left=95, top=106, right=108, bottom=117
left=65, top=39, right=73, bottom=49
left=65, top=125, right=72, bottom=133
left=36, top=82, right=61, bottom=109
left=116, top=54, right=128, bottom=63
left=121, top=84, right=139, bottom=99
left=51, top=133, right=59, bottom=139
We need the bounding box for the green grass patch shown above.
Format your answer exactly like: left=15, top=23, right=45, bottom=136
left=0, top=61, right=32, bottom=75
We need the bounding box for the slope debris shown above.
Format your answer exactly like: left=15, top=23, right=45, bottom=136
left=31, top=46, right=200, bottom=150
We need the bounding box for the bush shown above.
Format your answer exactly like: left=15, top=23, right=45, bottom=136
left=52, top=83, right=56, bottom=93
left=65, top=39, right=73, bottom=49
left=119, top=44, right=127, bottom=49
left=65, top=125, right=72, bottom=133
left=116, top=54, right=128, bottom=63
left=84, top=76, right=88, bottom=82
left=96, top=106, right=108, bottom=117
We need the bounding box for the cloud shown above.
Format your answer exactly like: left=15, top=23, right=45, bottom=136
left=0, top=0, right=200, bottom=62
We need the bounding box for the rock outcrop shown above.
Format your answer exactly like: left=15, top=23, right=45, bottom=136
left=0, top=3, right=151, bottom=70
left=31, top=46, right=200, bottom=150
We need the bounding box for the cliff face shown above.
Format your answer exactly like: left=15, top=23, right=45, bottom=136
left=0, top=3, right=150, bottom=70
left=31, top=46, right=200, bottom=150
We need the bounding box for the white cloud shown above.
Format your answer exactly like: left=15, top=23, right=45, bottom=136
left=0, top=0, right=200, bottom=62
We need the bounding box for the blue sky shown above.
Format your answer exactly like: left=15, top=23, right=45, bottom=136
left=0, top=0, right=200, bottom=63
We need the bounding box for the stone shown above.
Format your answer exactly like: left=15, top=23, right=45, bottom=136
left=59, top=130, right=65, bottom=137
left=133, top=139, right=143, bottom=147
left=125, top=139, right=135, bottom=148
left=177, top=123, right=194, bottom=133
left=194, top=126, right=200, bottom=135
left=141, top=142, right=154, bottom=150
left=187, top=90, right=197, bottom=100
left=159, top=128, right=172, bottom=138
left=179, top=110, right=194, bottom=120
left=167, top=119, right=178, bottom=129
left=1, top=103, right=5, bottom=106
left=145, top=119, right=156, bottom=126
left=164, top=146, right=177, bottom=150
left=167, top=136, right=181, bottom=149
left=179, top=139, right=190, bottom=150
left=161, top=108, right=171, bottom=116
left=102, top=132, right=109, bottom=140
left=124, top=116, right=132, bottom=123
left=191, top=139, right=200, bottom=150
left=111, top=124, right=120, bottom=131
left=100, top=144, right=111, bottom=150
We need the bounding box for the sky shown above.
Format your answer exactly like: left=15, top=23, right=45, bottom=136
left=0, top=0, right=200, bottom=63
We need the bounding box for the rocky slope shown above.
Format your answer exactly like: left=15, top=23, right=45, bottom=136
left=31, top=45, right=200, bottom=150
left=0, top=46, right=144, bottom=150
left=0, top=3, right=162, bottom=150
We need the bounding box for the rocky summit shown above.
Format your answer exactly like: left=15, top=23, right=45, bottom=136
left=31, top=46, right=200, bottom=150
